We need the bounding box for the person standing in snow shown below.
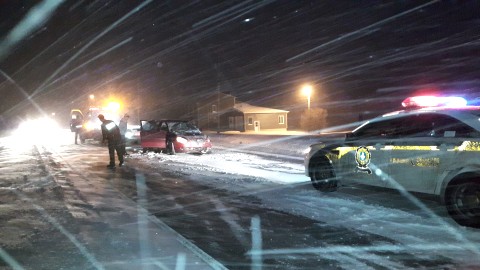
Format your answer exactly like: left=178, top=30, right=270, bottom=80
left=118, top=113, right=129, bottom=156
left=70, top=114, right=84, bottom=145
left=98, top=114, right=124, bottom=168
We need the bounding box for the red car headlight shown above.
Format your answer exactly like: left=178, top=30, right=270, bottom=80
left=176, top=137, right=188, bottom=145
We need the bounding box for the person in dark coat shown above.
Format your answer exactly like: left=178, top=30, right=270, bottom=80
left=70, top=115, right=83, bottom=144
left=118, top=113, right=129, bottom=156
left=165, top=123, right=177, bottom=155
left=98, top=114, right=124, bottom=168
left=70, top=113, right=85, bottom=144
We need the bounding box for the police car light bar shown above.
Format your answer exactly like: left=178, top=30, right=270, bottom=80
left=402, top=96, right=467, bottom=108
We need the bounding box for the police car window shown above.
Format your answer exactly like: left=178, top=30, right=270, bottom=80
left=394, top=115, right=435, bottom=137
left=352, top=117, right=406, bottom=139
left=352, top=115, right=445, bottom=139
left=418, top=113, right=476, bottom=138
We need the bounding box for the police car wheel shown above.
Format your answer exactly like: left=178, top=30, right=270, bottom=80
left=309, top=156, right=337, bottom=192
left=446, top=181, right=480, bottom=227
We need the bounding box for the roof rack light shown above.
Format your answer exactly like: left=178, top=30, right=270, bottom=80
left=402, top=96, right=467, bottom=108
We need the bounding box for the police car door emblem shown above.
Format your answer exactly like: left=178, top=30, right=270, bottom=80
left=355, top=146, right=372, bottom=174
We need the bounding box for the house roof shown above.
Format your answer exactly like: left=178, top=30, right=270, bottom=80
left=233, top=102, right=289, bottom=114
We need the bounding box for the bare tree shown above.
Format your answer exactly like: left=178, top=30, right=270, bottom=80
left=300, top=108, right=327, bottom=131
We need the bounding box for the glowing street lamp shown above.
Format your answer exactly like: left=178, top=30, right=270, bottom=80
left=88, top=94, right=95, bottom=108
left=301, top=84, right=313, bottom=110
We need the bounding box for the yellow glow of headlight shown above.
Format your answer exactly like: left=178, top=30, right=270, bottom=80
left=106, top=101, right=121, bottom=112
left=84, top=121, right=95, bottom=130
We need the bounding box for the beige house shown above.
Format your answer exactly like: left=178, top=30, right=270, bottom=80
left=196, top=92, right=289, bottom=132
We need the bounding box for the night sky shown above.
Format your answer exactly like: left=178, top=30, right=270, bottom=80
left=0, top=0, right=479, bottom=127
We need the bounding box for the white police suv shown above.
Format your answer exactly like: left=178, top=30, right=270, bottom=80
left=304, top=96, right=480, bottom=227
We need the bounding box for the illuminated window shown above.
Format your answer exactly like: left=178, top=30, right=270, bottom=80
left=278, top=115, right=285, bottom=124
left=212, top=104, right=217, bottom=113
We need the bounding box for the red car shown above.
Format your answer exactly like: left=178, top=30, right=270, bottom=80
left=140, top=120, right=212, bottom=154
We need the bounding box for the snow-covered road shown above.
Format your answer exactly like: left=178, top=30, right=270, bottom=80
left=1, top=129, right=479, bottom=269
left=127, top=132, right=480, bottom=269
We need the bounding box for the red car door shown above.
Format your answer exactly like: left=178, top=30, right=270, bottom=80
left=140, top=120, right=167, bottom=149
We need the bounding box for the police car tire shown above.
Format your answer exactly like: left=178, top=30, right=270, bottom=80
left=309, top=156, right=337, bottom=192
left=445, top=180, right=480, bottom=227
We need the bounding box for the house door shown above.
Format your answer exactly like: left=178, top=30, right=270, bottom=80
left=254, top=121, right=260, bottom=132
left=228, top=117, right=235, bottom=129
left=235, top=116, right=243, bottom=131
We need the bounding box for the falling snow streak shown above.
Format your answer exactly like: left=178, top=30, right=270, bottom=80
left=250, top=216, right=262, bottom=270
left=318, top=38, right=480, bottom=84
left=0, top=2, right=110, bottom=92
left=0, top=247, right=24, bottom=270
left=13, top=189, right=104, bottom=270
left=40, top=37, right=133, bottom=91
left=118, top=0, right=278, bottom=77
left=0, top=69, right=53, bottom=121
left=135, top=172, right=154, bottom=267
left=0, top=1, right=479, bottom=128
left=0, top=0, right=65, bottom=61
left=286, top=0, right=441, bottom=63
left=192, top=0, right=261, bottom=29
left=30, top=0, right=154, bottom=98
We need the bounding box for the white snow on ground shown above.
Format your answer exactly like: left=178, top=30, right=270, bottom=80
left=137, top=150, right=305, bottom=184
left=1, top=128, right=480, bottom=268
left=125, top=133, right=480, bottom=268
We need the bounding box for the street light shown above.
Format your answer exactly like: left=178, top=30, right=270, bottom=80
left=301, top=84, right=313, bottom=110
left=88, top=94, right=95, bottom=108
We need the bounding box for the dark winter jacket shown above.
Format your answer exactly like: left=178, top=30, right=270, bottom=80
left=100, top=120, right=121, bottom=143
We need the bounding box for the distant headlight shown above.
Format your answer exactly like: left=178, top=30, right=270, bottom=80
left=11, top=117, right=66, bottom=148
left=84, top=121, right=96, bottom=131
left=176, top=137, right=188, bottom=144
left=125, top=130, right=134, bottom=139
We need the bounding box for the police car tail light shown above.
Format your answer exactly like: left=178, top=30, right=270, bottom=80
left=402, top=96, right=467, bottom=108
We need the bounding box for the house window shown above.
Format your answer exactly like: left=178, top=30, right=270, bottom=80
left=278, top=115, right=285, bottom=124
left=248, top=117, right=253, bottom=125
left=212, top=104, right=217, bottom=113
